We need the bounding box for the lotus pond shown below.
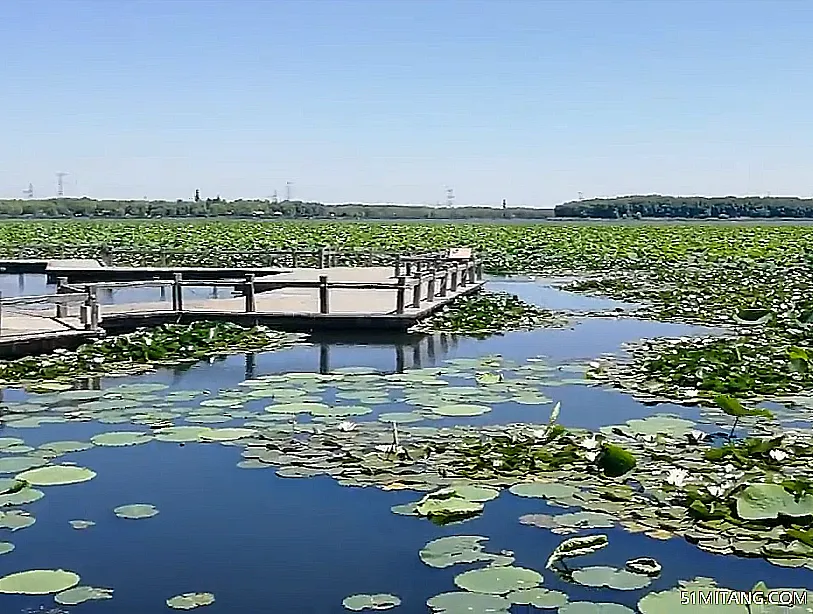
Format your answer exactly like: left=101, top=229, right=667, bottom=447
left=0, top=276, right=811, bottom=614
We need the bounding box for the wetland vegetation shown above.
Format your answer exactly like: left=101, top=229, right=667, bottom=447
left=1, top=220, right=813, bottom=612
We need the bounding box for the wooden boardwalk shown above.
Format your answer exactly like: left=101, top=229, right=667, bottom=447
left=0, top=252, right=485, bottom=357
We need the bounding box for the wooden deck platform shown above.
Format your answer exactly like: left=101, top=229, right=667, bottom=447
left=0, top=253, right=485, bottom=358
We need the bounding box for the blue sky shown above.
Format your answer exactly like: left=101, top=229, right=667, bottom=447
left=2, top=0, right=812, bottom=206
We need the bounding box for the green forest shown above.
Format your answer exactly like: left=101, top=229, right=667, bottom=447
left=0, top=197, right=553, bottom=220
left=554, top=195, right=813, bottom=218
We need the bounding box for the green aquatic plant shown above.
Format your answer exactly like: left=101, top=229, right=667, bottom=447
left=410, top=291, right=568, bottom=336
left=0, top=322, right=303, bottom=384
left=545, top=534, right=609, bottom=570
left=713, top=394, right=774, bottom=440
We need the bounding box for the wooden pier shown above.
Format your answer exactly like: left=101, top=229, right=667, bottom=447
left=0, top=249, right=485, bottom=358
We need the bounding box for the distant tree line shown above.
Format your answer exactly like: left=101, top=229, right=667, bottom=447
left=0, top=198, right=554, bottom=220
left=554, top=195, right=813, bottom=219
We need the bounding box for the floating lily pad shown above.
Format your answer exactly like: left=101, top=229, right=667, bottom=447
left=419, top=536, right=492, bottom=568
left=509, top=482, right=578, bottom=499
left=453, top=566, right=543, bottom=594
left=0, top=510, right=35, bottom=531
left=0, top=456, right=48, bottom=474
left=69, top=520, right=95, bottom=530
left=0, top=569, right=80, bottom=594
left=377, top=412, right=424, bottom=424
left=265, top=402, right=329, bottom=414
left=90, top=431, right=153, bottom=447
left=199, top=428, right=256, bottom=442
left=39, top=441, right=93, bottom=454
left=55, top=585, right=114, bottom=605
left=625, top=557, right=662, bottom=576
left=16, top=465, right=96, bottom=486
left=166, top=592, right=215, bottom=609
left=431, top=403, right=492, bottom=417
left=427, top=591, right=511, bottom=613
left=114, top=504, right=159, bottom=519
left=0, top=542, right=14, bottom=555
left=155, top=426, right=213, bottom=442
left=342, top=593, right=401, bottom=611
left=0, top=487, right=44, bottom=507
left=507, top=587, right=568, bottom=608
left=572, top=566, right=652, bottom=590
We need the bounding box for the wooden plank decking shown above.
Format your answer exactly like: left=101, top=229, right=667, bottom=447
left=0, top=252, right=485, bottom=358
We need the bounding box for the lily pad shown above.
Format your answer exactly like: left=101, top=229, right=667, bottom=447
left=342, top=593, right=401, bottom=611
left=16, top=465, right=96, bottom=486
left=0, top=569, right=80, bottom=594
left=508, top=482, right=578, bottom=500
left=0, top=542, right=14, bottom=555
left=114, top=504, right=159, bottom=519
left=507, top=587, right=568, bottom=608
left=166, top=592, right=216, bottom=609
left=55, top=585, right=114, bottom=605
left=453, top=566, right=543, bottom=595
left=559, top=603, right=635, bottom=614
left=572, top=566, right=652, bottom=590
left=735, top=483, right=813, bottom=520
left=427, top=591, right=511, bottom=613
left=69, top=520, right=95, bottom=530
left=90, top=431, right=153, bottom=447
left=431, top=403, right=492, bottom=417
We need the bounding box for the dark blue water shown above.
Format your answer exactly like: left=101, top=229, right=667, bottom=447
left=0, top=279, right=802, bottom=613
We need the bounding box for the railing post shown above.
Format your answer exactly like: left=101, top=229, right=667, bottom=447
left=90, top=297, right=100, bottom=331
left=319, top=275, right=329, bottom=314
left=0, top=291, right=3, bottom=335
left=458, top=264, right=467, bottom=287
left=318, top=247, right=326, bottom=269
left=395, top=276, right=406, bottom=314
left=411, top=276, right=422, bottom=308
left=394, top=254, right=402, bottom=277
left=159, top=249, right=168, bottom=267
left=476, top=261, right=484, bottom=280
left=439, top=270, right=448, bottom=297
left=405, top=260, right=412, bottom=276
left=55, top=277, right=69, bottom=317
left=427, top=273, right=436, bottom=302
left=173, top=273, right=183, bottom=312
left=84, top=287, right=99, bottom=331
left=367, top=249, right=374, bottom=267
left=291, top=251, right=298, bottom=268
left=244, top=274, right=256, bottom=312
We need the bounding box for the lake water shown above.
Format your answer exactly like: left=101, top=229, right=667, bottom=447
left=0, top=279, right=806, bottom=613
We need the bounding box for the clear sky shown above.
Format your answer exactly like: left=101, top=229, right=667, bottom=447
left=2, top=0, right=812, bottom=206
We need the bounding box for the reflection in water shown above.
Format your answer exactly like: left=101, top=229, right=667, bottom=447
left=245, top=353, right=256, bottom=379
left=317, top=333, right=458, bottom=374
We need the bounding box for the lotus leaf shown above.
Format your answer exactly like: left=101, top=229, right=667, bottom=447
left=265, top=402, right=329, bottom=414
left=199, top=428, right=256, bottom=441
left=546, top=535, right=608, bottom=569
left=341, top=593, right=401, bottom=611
left=90, top=431, right=153, bottom=446
left=572, top=566, right=652, bottom=590
left=0, top=569, right=80, bottom=594
left=69, top=520, right=95, bottom=530
left=0, top=487, right=44, bottom=507
left=16, top=465, right=96, bottom=486
left=622, top=415, right=696, bottom=436
left=427, top=591, right=511, bottom=613
left=0, top=510, right=35, bottom=531
left=450, top=485, right=500, bottom=502
left=419, top=535, right=493, bottom=568
left=155, top=426, right=214, bottom=442
left=166, top=592, right=216, bottom=609
left=637, top=582, right=748, bottom=613
left=377, top=412, right=424, bottom=424
left=0, top=542, right=14, bottom=555
left=625, top=557, right=661, bottom=576
left=453, top=566, right=542, bottom=595
left=431, top=403, right=492, bottom=417
left=0, top=456, right=48, bottom=474
left=507, top=587, right=568, bottom=608
left=114, top=504, right=159, bottom=519
left=55, top=585, right=114, bottom=605
left=508, top=482, right=578, bottom=500
left=736, top=483, right=813, bottom=520
left=39, top=441, right=93, bottom=454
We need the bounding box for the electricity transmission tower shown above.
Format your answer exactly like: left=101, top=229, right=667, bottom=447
left=22, top=183, right=34, bottom=198
left=445, top=188, right=455, bottom=207
left=56, top=172, right=68, bottom=197
left=285, top=182, right=293, bottom=201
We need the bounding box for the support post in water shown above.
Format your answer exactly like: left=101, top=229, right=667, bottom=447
left=439, top=270, right=448, bottom=297
left=394, top=254, right=402, bottom=277
left=318, top=275, right=330, bottom=314
left=427, top=273, right=436, bottom=302
left=411, top=276, right=422, bottom=308
left=172, top=273, right=184, bottom=312
left=0, top=291, right=3, bottom=334
left=244, top=274, right=256, bottom=312
left=395, top=276, right=406, bottom=313
left=450, top=268, right=459, bottom=291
